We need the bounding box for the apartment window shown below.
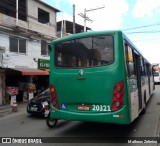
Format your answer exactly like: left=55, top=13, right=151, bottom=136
left=0, top=0, right=27, bottom=21
left=10, top=37, right=18, bottom=52
left=19, top=38, right=26, bottom=53
left=18, top=0, right=27, bottom=21
left=41, top=41, right=49, bottom=56
left=38, top=8, right=49, bottom=24
left=10, top=37, right=26, bottom=54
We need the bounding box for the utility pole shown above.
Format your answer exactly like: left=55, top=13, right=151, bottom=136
left=78, top=6, right=105, bottom=32
left=73, top=4, right=76, bottom=34
left=16, top=0, right=18, bottom=26
left=61, top=11, right=64, bottom=38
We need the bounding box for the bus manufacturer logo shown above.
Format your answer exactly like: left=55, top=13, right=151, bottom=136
left=79, top=69, right=84, bottom=76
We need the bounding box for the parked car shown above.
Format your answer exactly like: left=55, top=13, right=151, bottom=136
left=27, top=88, right=50, bottom=117
left=154, top=71, right=160, bottom=84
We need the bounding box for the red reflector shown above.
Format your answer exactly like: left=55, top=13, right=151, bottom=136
left=119, top=115, right=125, bottom=118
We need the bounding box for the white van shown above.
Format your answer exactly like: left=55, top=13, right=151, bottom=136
left=154, top=71, right=160, bottom=84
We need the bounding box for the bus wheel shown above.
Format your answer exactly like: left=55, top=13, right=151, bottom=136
left=46, top=115, right=58, bottom=128
left=141, top=98, right=146, bottom=115
left=141, top=104, right=146, bottom=114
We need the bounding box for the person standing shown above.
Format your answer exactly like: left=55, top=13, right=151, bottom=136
left=17, top=80, right=25, bottom=102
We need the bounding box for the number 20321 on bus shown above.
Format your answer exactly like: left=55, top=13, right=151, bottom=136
left=78, top=105, right=111, bottom=112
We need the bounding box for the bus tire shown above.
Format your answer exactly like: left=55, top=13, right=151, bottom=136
left=46, top=114, right=58, bottom=128
left=141, top=104, right=146, bottom=114
left=141, top=95, right=146, bottom=115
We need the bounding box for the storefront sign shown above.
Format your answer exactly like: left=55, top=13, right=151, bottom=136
left=38, top=59, right=50, bottom=69
left=6, top=87, right=19, bottom=96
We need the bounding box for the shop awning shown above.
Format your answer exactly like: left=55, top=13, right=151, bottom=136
left=6, top=68, right=49, bottom=75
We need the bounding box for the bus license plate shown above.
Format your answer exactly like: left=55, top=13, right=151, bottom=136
left=78, top=105, right=90, bottom=111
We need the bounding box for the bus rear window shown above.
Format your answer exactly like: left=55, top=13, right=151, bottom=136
left=54, top=35, right=114, bottom=68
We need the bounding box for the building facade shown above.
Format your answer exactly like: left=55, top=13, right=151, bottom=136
left=0, top=0, right=60, bottom=105
left=57, top=20, right=91, bottom=37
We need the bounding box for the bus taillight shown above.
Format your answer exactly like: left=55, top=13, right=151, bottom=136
left=112, top=81, right=124, bottom=112
left=50, top=85, right=60, bottom=110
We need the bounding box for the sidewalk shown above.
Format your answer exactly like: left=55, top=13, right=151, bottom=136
left=0, top=101, right=28, bottom=117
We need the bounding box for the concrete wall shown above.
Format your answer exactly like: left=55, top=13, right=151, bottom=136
left=27, top=0, right=57, bottom=37
left=0, top=33, right=49, bottom=69
left=0, top=0, right=57, bottom=38
left=0, top=0, right=57, bottom=105
left=0, top=0, right=58, bottom=68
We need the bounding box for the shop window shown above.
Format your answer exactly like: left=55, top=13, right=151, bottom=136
left=9, top=36, right=26, bottom=54
left=38, top=8, right=50, bottom=24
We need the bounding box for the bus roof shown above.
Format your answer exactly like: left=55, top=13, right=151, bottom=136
left=122, top=33, right=150, bottom=63
left=52, top=30, right=150, bottom=64
left=52, top=30, right=121, bottom=44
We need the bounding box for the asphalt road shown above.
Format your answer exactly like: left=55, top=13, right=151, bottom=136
left=1, top=85, right=160, bottom=146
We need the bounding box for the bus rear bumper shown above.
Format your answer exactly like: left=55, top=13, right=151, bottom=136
left=50, top=105, right=130, bottom=124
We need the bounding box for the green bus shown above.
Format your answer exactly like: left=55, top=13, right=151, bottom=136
left=46, top=30, right=154, bottom=127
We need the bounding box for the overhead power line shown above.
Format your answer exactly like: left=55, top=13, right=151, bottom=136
left=123, top=22, right=160, bottom=31
left=132, top=38, right=160, bottom=42
left=125, top=30, right=160, bottom=34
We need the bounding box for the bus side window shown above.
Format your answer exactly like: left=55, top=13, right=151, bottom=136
left=57, top=53, right=63, bottom=65
left=140, top=57, right=146, bottom=76
left=144, top=60, right=148, bottom=76
left=125, top=43, right=136, bottom=78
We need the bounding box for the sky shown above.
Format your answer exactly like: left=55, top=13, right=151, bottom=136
left=42, top=0, right=160, bottom=64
